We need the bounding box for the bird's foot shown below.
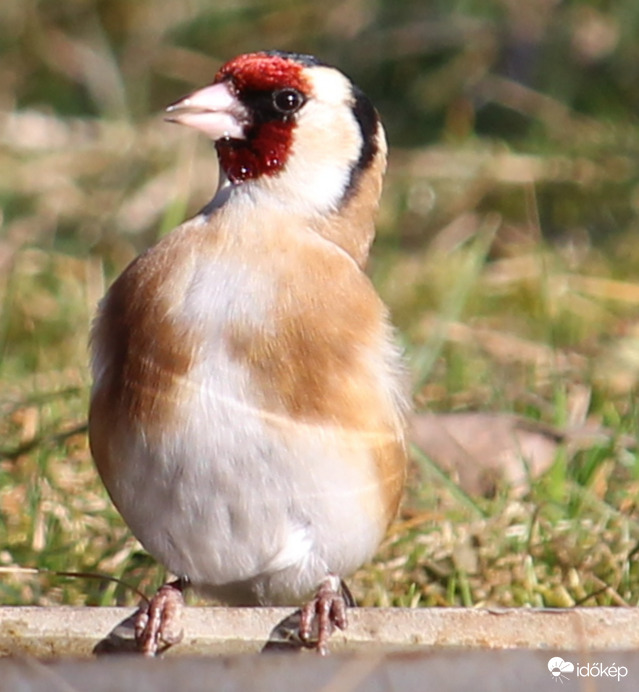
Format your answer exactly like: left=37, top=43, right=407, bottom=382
left=299, top=575, right=353, bottom=655
left=135, top=579, right=185, bottom=656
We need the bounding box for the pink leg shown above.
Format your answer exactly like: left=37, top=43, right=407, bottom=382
left=299, top=575, right=351, bottom=655
left=134, top=580, right=185, bottom=656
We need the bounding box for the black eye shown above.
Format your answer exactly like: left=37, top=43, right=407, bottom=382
left=273, top=88, right=305, bottom=114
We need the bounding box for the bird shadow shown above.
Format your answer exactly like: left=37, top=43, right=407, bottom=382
left=92, top=608, right=313, bottom=656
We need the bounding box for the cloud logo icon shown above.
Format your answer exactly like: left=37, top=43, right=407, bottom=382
left=548, top=657, right=575, bottom=682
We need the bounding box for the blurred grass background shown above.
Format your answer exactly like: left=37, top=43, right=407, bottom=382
left=3, top=0, right=639, bottom=610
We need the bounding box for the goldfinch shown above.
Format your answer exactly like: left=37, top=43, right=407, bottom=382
left=89, top=50, right=408, bottom=655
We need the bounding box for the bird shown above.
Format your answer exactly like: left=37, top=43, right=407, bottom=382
left=88, top=50, right=408, bottom=656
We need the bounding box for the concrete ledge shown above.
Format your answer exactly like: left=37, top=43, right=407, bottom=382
left=1, top=648, right=639, bottom=692
left=1, top=606, right=638, bottom=657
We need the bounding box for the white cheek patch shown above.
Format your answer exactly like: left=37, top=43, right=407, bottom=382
left=244, top=67, right=365, bottom=216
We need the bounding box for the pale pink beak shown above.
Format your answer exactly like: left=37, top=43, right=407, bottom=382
left=165, top=81, right=248, bottom=141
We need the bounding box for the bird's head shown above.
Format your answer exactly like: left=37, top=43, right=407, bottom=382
left=166, top=51, right=386, bottom=218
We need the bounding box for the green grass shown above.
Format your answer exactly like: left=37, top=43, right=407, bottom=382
left=3, top=0, right=639, bottom=611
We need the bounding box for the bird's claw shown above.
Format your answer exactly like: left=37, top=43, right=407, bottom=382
left=135, top=581, right=185, bottom=656
left=299, top=575, right=349, bottom=655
